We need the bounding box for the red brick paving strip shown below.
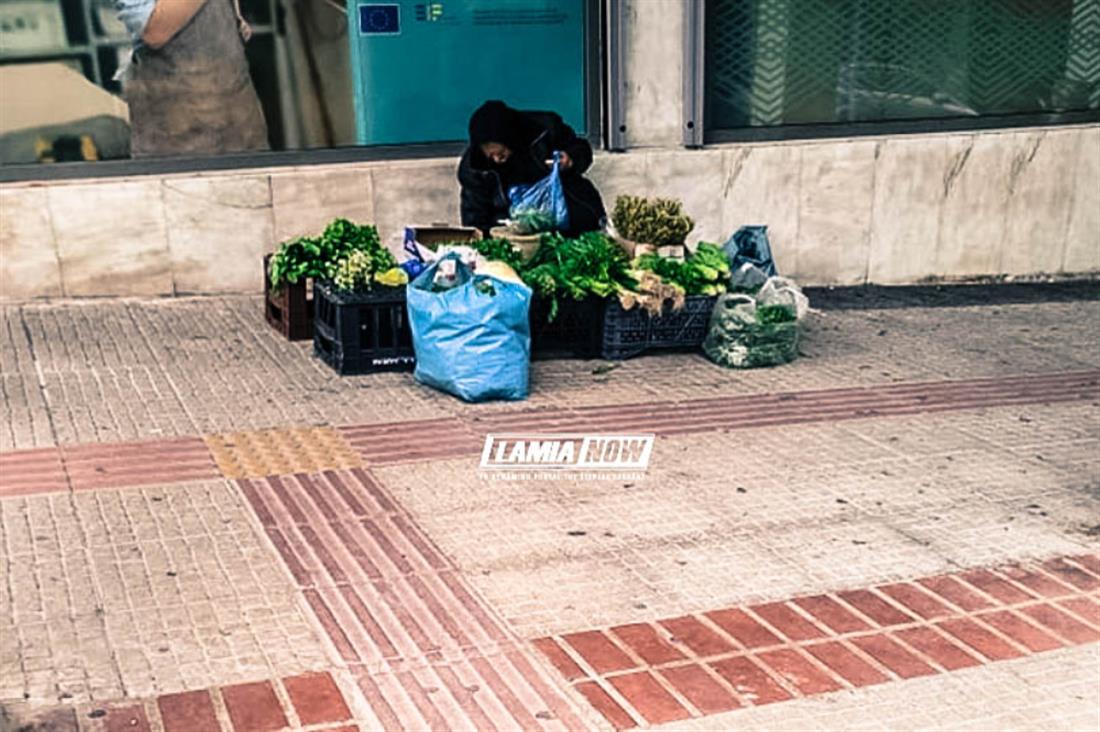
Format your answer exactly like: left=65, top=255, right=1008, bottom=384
left=1043, top=558, right=1100, bottom=591
left=576, top=682, right=637, bottom=730
left=659, top=665, right=742, bottom=714
left=3, top=370, right=1096, bottom=496
left=958, top=569, right=1036, bottom=604
left=710, top=657, right=792, bottom=705
left=611, top=623, right=687, bottom=665
left=532, top=637, right=587, bottom=681
left=892, top=627, right=981, bottom=671
left=536, top=554, right=1100, bottom=729
left=756, top=648, right=843, bottom=695
left=221, top=681, right=288, bottom=732
left=803, top=641, right=889, bottom=687
left=1020, top=604, right=1100, bottom=644
left=849, top=634, right=937, bottom=679
left=563, top=630, right=637, bottom=674
left=283, top=672, right=352, bottom=726
left=877, top=583, right=954, bottom=620
left=608, top=671, right=692, bottom=724
left=793, top=595, right=872, bottom=634
left=662, top=615, right=738, bottom=656
left=918, top=575, right=995, bottom=612
left=934, top=618, right=1024, bottom=661
left=749, top=602, right=827, bottom=642
left=836, top=589, right=916, bottom=627
left=241, top=468, right=593, bottom=731
left=157, top=690, right=219, bottom=732
left=703, top=608, right=780, bottom=649
left=977, top=610, right=1064, bottom=653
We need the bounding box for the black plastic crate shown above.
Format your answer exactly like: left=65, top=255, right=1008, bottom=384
left=313, top=281, right=415, bottom=375
left=599, top=295, right=717, bottom=360
left=529, top=296, right=603, bottom=359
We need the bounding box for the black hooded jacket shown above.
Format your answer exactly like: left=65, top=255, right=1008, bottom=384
left=458, top=102, right=605, bottom=237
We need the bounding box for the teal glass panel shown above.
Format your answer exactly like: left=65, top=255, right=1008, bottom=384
left=349, top=0, right=587, bottom=144
left=706, top=0, right=1100, bottom=129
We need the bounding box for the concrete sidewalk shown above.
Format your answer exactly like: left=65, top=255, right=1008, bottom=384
left=1, top=284, right=1098, bottom=731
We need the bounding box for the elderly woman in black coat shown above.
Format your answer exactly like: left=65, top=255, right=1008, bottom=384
left=457, top=100, right=606, bottom=238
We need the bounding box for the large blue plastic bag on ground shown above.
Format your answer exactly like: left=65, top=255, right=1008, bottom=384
left=407, top=255, right=532, bottom=402
left=723, top=225, right=777, bottom=276
left=508, top=152, right=570, bottom=233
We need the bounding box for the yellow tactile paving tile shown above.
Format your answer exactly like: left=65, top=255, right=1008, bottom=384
left=204, top=426, right=363, bottom=479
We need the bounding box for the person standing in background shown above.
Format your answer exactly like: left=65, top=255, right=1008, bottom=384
left=115, top=0, right=269, bottom=158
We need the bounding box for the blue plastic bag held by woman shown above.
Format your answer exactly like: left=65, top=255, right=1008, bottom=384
left=507, top=151, right=570, bottom=233
left=406, top=254, right=532, bottom=402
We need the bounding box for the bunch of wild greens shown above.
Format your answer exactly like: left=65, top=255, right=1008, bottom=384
left=268, top=218, right=391, bottom=291
left=520, top=232, right=638, bottom=320
left=611, top=195, right=694, bottom=247
left=633, top=242, right=731, bottom=296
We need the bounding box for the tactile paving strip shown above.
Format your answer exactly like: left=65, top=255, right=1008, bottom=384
left=205, top=427, right=363, bottom=479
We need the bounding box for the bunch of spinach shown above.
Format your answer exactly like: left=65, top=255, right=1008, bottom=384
left=520, top=232, right=638, bottom=320
left=269, top=218, right=391, bottom=291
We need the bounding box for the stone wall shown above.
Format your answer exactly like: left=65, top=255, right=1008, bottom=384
left=1, top=124, right=1097, bottom=300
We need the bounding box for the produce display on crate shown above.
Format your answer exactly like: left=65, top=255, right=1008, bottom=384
left=311, top=221, right=415, bottom=375
left=265, top=218, right=385, bottom=341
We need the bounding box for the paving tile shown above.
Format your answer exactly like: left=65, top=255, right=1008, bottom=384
left=703, top=609, right=782, bottom=649
left=562, top=631, right=636, bottom=675
left=892, top=628, right=982, bottom=671
left=977, top=611, right=1064, bottom=653
left=532, top=638, right=586, bottom=681
left=836, top=589, right=917, bottom=627
left=755, top=648, right=843, bottom=695
left=876, top=583, right=954, bottom=620
left=994, top=565, right=1079, bottom=598
left=918, top=575, right=996, bottom=612
left=283, top=672, right=352, bottom=726
left=610, top=623, right=687, bottom=666
left=803, top=641, right=890, bottom=687
left=1020, top=604, right=1100, bottom=645
left=849, top=634, right=937, bottom=679
left=710, top=657, right=793, bottom=706
left=575, top=681, right=637, bottom=730
left=793, top=595, right=872, bottom=634
left=1057, top=597, right=1100, bottom=626
left=749, top=603, right=828, bottom=643
left=157, top=690, right=219, bottom=732
left=659, top=616, right=738, bottom=657
left=658, top=664, right=742, bottom=715
left=221, top=680, right=289, bottom=732
left=957, top=568, right=1037, bottom=605
left=1042, top=558, right=1100, bottom=592
left=935, top=618, right=1025, bottom=662
left=608, top=671, right=692, bottom=725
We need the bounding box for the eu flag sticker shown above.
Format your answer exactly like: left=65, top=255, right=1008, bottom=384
left=359, top=4, right=400, bottom=35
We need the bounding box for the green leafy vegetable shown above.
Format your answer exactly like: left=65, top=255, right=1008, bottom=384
left=469, top=238, right=524, bottom=270
left=519, top=232, right=638, bottom=320
left=270, top=218, right=394, bottom=293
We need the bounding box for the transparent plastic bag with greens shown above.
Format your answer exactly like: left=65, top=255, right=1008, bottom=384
left=703, top=276, right=806, bottom=369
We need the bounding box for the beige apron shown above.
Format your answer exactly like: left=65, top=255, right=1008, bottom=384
left=126, top=0, right=269, bottom=158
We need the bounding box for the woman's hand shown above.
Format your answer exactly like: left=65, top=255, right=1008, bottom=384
left=545, top=152, right=573, bottom=171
